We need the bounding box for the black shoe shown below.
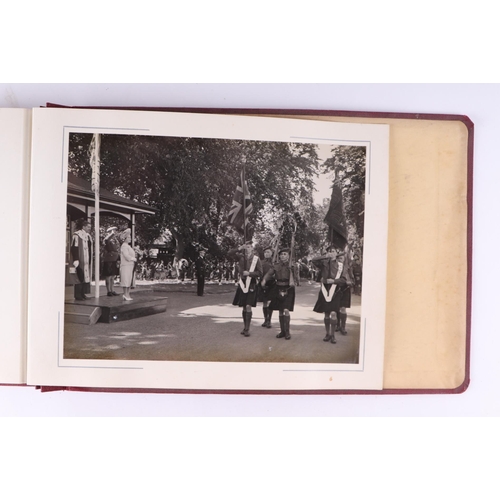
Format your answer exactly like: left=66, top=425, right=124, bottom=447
left=330, top=336, right=337, bottom=344
left=244, top=330, right=250, bottom=337
left=340, top=328, right=347, bottom=336
left=285, top=333, right=291, bottom=340
left=261, top=322, right=267, bottom=327
left=111, top=291, right=119, bottom=296
left=82, top=295, right=91, bottom=300
left=266, top=323, right=272, bottom=329
left=276, top=332, right=286, bottom=338
left=323, top=335, right=331, bottom=342
left=107, top=292, right=114, bottom=297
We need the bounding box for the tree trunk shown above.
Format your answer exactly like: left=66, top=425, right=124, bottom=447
left=171, top=228, right=185, bottom=260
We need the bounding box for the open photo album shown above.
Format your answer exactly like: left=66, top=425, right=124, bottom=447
left=0, top=106, right=472, bottom=394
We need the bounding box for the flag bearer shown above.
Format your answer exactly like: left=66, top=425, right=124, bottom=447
left=311, top=246, right=349, bottom=344
left=261, top=248, right=296, bottom=340
left=229, top=242, right=263, bottom=337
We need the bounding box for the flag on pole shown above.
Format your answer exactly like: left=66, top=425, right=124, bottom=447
left=324, top=183, right=348, bottom=249
left=227, top=169, right=253, bottom=238
left=89, top=133, right=101, bottom=297
left=90, top=133, right=101, bottom=193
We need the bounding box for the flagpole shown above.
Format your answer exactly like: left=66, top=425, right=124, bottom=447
left=91, top=134, right=101, bottom=299
left=95, top=180, right=100, bottom=299
left=242, top=164, right=247, bottom=244
left=242, top=163, right=247, bottom=269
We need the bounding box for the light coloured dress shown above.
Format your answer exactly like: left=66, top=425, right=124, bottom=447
left=120, top=242, right=136, bottom=287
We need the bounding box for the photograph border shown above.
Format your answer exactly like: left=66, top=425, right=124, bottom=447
left=27, top=107, right=390, bottom=391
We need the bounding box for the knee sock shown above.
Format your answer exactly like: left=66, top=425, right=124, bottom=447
left=339, top=312, right=347, bottom=330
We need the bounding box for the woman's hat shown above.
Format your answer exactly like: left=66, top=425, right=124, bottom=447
left=106, top=226, right=117, bottom=233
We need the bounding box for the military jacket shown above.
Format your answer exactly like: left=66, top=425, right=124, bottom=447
left=263, top=261, right=296, bottom=286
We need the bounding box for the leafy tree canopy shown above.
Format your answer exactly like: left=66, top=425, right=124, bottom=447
left=68, top=133, right=321, bottom=260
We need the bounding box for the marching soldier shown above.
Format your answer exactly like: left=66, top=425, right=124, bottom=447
left=257, top=246, right=275, bottom=328
left=261, top=248, right=296, bottom=340
left=311, top=246, right=349, bottom=343
left=334, top=249, right=354, bottom=336
left=229, top=242, right=263, bottom=337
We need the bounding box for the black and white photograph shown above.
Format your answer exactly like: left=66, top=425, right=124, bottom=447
left=27, top=108, right=388, bottom=391
left=64, top=132, right=366, bottom=365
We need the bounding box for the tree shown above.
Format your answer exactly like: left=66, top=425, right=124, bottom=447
left=68, top=133, right=321, bottom=260
left=321, top=145, right=366, bottom=253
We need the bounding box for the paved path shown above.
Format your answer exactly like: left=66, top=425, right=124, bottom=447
left=64, top=281, right=361, bottom=364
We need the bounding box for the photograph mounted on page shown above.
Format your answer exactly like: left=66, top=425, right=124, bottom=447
left=27, top=109, right=389, bottom=391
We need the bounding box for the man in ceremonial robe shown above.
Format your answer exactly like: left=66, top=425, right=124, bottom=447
left=71, top=218, right=93, bottom=300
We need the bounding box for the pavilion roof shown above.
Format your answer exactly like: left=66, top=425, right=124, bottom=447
left=67, top=172, right=156, bottom=215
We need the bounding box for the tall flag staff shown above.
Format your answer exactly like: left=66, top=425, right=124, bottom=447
left=289, top=217, right=297, bottom=286
left=242, top=163, right=248, bottom=268
left=90, top=133, right=101, bottom=298
left=324, top=181, right=348, bottom=250
left=227, top=164, right=254, bottom=264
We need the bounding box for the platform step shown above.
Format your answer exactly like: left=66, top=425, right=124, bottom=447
left=65, top=305, right=102, bottom=325
left=98, top=298, right=168, bottom=323
left=65, top=295, right=167, bottom=324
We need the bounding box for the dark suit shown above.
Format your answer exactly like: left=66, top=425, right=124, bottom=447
left=195, top=255, right=206, bottom=296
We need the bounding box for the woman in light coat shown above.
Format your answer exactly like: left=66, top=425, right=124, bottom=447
left=120, top=229, right=136, bottom=300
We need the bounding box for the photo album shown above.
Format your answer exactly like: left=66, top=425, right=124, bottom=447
left=0, top=106, right=472, bottom=394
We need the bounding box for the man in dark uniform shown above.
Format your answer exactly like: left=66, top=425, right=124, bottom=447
left=261, top=248, right=296, bottom=340
left=229, top=242, right=263, bottom=337
left=352, top=254, right=362, bottom=296
left=311, top=246, right=349, bottom=343
left=102, top=226, right=120, bottom=296
left=257, top=246, right=275, bottom=328
left=195, top=249, right=207, bottom=296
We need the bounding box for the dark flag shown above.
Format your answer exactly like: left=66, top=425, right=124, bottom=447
left=324, top=184, right=348, bottom=249
left=227, top=169, right=253, bottom=238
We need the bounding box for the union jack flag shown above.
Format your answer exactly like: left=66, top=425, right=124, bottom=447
left=227, top=169, right=253, bottom=236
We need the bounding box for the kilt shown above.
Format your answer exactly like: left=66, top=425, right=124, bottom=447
left=256, top=280, right=275, bottom=302
left=340, top=286, right=351, bottom=308
left=232, top=279, right=258, bottom=307
left=313, top=283, right=348, bottom=313
left=102, top=260, right=119, bottom=277
left=269, top=285, right=295, bottom=312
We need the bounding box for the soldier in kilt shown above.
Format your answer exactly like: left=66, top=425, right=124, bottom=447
left=229, top=242, right=263, bottom=337
left=334, top=250, right=353, bottom=336
left=312, top=246, right=349, bottom=344
left=257, top=246, right=275, bottom=328
left=261, top=248, right=296, bottom=340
